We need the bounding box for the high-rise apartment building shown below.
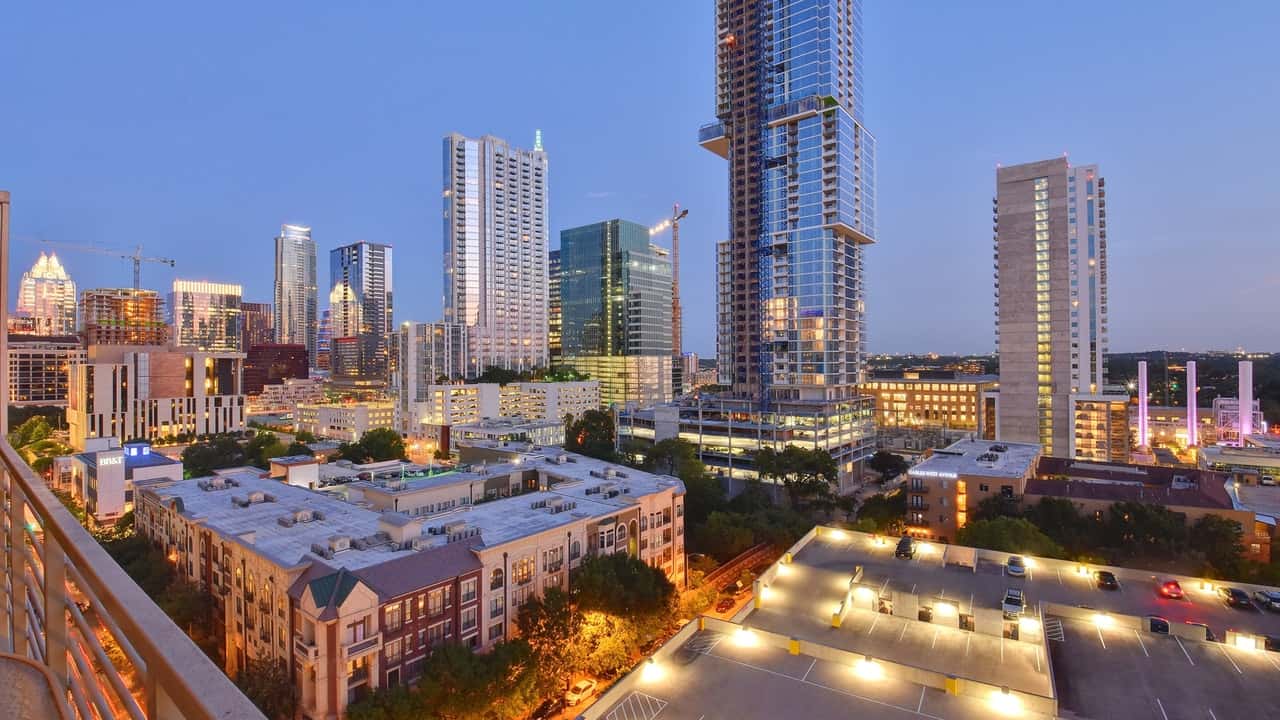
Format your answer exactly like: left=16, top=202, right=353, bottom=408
left=169, top=279, right=243, bottom=351
left=442, top=133, right=549, bottom=373
left=702, top=0, right=876, bottom=401
left=329, top=241, right=393, bottom=387
left=243, top=343, right=308, bottom=395
left=14, top=252, right=77, bottom=335
left=995, top=158, right=1108, bottom=454
left=81, top=288, right=169, bottom=346
left=548, top=249, right=561, bottom=362
left=315, top=308, right=332, bottom=371
left=628, top=0, right=877, bottom=487
left=241, top=301, right=273, bottom=349
left=273, top=224, right=318, bottom=361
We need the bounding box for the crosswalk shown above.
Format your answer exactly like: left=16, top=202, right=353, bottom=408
left=1044, top=617, right=1065, bottom=642
left=683, top=632, right=723, bottom=655
left=603, top=691, right=669, bottom=720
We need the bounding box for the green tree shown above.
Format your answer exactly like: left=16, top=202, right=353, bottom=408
left=336, top=441, right=368, bottom=463
left=345, top=685, right=423, bottom=720
left=866, top=450, right=909, bottom=480
left=181, top=436, right=246, bottom=477
left=9, top=415, right=72, bottom=475
left=855, top=489, right=906, bottom=534
left=971, top=493, right=1020, bottom=522
left=284, top=441, right=312, bottom=456
left=1190, top=514, right=1245, bottom=577
left=515, top=588, right=583, bottom=695
left=360, top=428, right=407, bottom=462
left=294, top=429, right=318, bottom=443
left=957, top=517, right=1066, bottom=558
left=691, top=511, right=756, bottom=561
left=642, top=439, right=724, bottom=524
left=580, top=611, right=646, bottom=678
left=755, top=445, right=839, bottom=510
left=476, top=365, right=522, bottom=384
left=414, top=641, right=540, bottom=720
left=245, top=431, right=287, bottom=469
left=1022, top=497, right=1089, bottom=554
left=565, top=409, right=617, bottom=461
left=234, top=658, right=296, bottom=720
left=574, top=553, right=676, bottom=618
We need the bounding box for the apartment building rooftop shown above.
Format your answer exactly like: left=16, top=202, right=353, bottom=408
left=909, top=439, right=1041, bottom=479
left=138, top=447, right=684, bottom=572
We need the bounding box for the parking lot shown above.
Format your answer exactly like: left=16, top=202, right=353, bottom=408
left=799, top=531, right=1280, bottom=641
left=744, top=533, right=1052, bottom=696
left=590, top=629, right=1050, bottom=720
left=1051, top=616, right=1280, bottom=719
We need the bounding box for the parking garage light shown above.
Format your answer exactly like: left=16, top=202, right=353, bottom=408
left=734, top=626, right=758, bottom=647
left=854, top=586, right=875, bottom=602
left=775, top=563, right=791, bottom=578
left=1075, top=564, right=1090, bottom=577
left=759, top=584, right=772, bottom=602
left=827, top=528, right=846, bottom=541
left=1234, top=634, right=1255, bottom=651
left=1021, top=556, right=1036, bottom=569
left=934, top=601, right=957, bottom=617
left=641, top=657, right=664, bottom=682
left=1018, top=616, right=1041, bottom=634
left=853, top=656, right=884, bottom=681
left=989, top=687, right=1022, bottom=716
left=1092, top=613, right=1114, bottom=628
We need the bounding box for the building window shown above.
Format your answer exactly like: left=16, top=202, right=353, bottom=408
left=489, top=623, right=504, bottom=641
left=570, top=540, right=581, bottom=560
left=427, top=623, right=444, bottom=648
left=385, top=602, right=403, bottom=632
left=513, top=556, right=535, bottom=586
left=978, top=484, right=989, bottom=492
left=461, top=607, right=477, bottom=633
left=427, top=588, right=445, bottom=616
left=490, top=595, right=505, bottom=619
left=385, top=637, right=402, bottom=664
left=490, top=568, right=504, bottom=590
left=461, top=578, right=477, bottom=603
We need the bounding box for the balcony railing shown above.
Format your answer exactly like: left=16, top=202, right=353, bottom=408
left=0, top=442, right=266, bottom=719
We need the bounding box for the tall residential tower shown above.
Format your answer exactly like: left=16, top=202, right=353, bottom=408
left=329, top=241, right=393, bottom=387
left=13, top=252, right=77, bottom=335
left=169, top=279, right=243, bottom=351
left=273, top=224, right=317, bottom=362
left=995, top=158, right=1108, bottom=454
left=442, top=133, right=549, bottom=373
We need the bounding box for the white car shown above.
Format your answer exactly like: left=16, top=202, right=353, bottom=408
left=1002, top=588, right=1025, bottom=618
left=566, top=679, right=598, bottom=706
left=1255, top=590, right=1280, bottom=611
left=1006, top=555, right=1027, bottom=577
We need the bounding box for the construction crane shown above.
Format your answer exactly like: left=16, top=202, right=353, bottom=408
left=40, top=240, right=175, bottom=290
left=649, top=203, right=689, bottom=358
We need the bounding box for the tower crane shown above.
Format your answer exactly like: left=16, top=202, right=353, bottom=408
left=40, top=241, right=175, bottom=290
left=649, top=204, right=689, bottom=359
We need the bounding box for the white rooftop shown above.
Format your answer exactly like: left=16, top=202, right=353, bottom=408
left=909, top=439, right=1041, bottom=480
left=140, top=448, right=684, bottom=571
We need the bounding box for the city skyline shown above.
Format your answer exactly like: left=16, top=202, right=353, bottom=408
left=3, top=2, right=1279, bottom=359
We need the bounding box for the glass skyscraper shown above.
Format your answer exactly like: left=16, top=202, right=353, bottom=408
left=619, top=0, right=878, bottom=487
left=329, top=241, right=393, bottom=387
left=169, top=279, right=243, bottom=352
left=273, top=224, right=317, bottom=362
left=442, top=133, right=549, bottom=374
left=702, top=0, right=876, bottom=403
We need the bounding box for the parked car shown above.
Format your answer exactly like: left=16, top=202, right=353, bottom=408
left=1146, top=616, right=1170, bottom=634
left=1002, top=587, right=1026, bottom=618
left=715, top=597, right=737, bottom=614
left=1253, top=590, right=1280, bottom=611
left=895, top=536, right=916, bottom=559
left=1157, top=578, right=1184, bottom=599
left=1260, top=475, right=1276, bottom=486
left=1184, top=621, right=1216, bottom=642
left=565, top=679, right=598, bottom=706
left=1006, top=555, right=1027, bottom=577
left=529, top=696, right=566, bottom=720
left=1218, top=586, right=1254, bottom=609
left=1094, top=570, right=1119, bottom=591
left=1263, top=635, right=1280, bottom=652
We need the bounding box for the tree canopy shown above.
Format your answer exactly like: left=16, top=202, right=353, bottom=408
left=564, top=409, right=617, bottom=461
left=754, top=445, right=839, bottom=509
left=574, top=553, right=676, bottom=617
left=337, top=428, right=407, bottom=464
left=866, top=450, right=910, bottom=480
left=957, top=516, right=1066, bottom=559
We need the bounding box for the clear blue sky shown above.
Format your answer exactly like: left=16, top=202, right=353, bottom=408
left=3, top=1, right=1277, bottom=356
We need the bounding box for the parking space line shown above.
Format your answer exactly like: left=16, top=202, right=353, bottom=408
left=879, top=577, right=891, bottom=594
left=868, top=615, right=880, bottom=635
left=1056, top=568, right=1063, bottom=585
left=916, top=687, right=925, bottom=713
left=1134, top=629, right=1148, bottom=657
left=898, top=622, right=909, bottom=643
left=1217, top=644, right=1242, bottom=675
left=1095, top=624, right=1106, bottom=650
left=910, top=583, right=916, bottom=594
left=964, top=633, right=971, bottom=657
left=1155, top=697, right=1169, bottom=720
left=1175, top=636, right=1195, bottom=665
left=931, top=628, right=938, bottom=650
left=1264, top=651, right=1280, bottom=673
left=967, top=592, right=973, bottom=613
left=801, top=658, right=817, bottom=682
left=1208, top=708, right=1218, bottom=720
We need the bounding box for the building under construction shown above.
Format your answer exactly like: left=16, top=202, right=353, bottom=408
left=81, top=288, right=169, bottom=346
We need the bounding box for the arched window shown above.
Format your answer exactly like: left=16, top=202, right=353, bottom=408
left=616, top=524, right=628, bottom=543
left=490, top=567, right=504, bottom=590
left=570, top=540, right=581, bottom=560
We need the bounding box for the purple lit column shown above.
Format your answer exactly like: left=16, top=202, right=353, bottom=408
left=1185, top=361, right=1197, bottom=447
left=1239, top=361, right=1253, bottom=439
left=1137, top=361, right=1149, bottom=448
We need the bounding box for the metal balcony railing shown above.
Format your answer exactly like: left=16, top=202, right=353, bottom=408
left=0, top=443, right=265, bottom=720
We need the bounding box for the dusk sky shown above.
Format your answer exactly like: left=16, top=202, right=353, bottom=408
left=3, top=1, right=1277, bottom=356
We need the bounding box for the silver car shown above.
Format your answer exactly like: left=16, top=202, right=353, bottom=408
left=1254, top=590, right=1280, bottom=611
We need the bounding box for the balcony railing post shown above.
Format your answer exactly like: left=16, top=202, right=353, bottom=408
left=7, top=476, right=29, bottom=656
left=43, top=534, right=68, bottom=686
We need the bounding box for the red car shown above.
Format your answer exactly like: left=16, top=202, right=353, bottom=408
left=1158, top=579, right=1184, bottom=599
left=715, top=597, right=737, bottom=613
